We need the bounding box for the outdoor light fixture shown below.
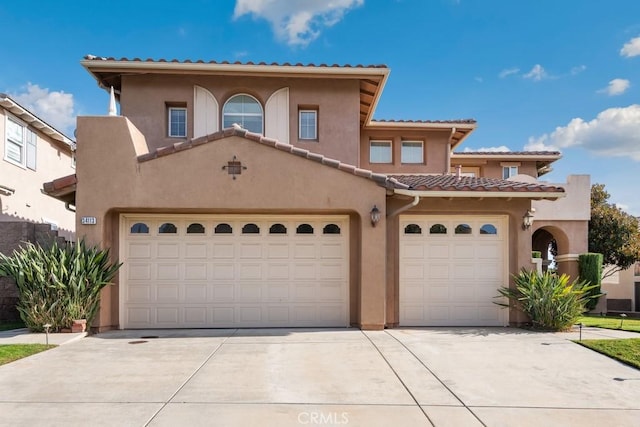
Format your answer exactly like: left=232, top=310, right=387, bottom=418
left=522, top=209, right=534, bottom=230
left=370, top=205, right=381, bottom=227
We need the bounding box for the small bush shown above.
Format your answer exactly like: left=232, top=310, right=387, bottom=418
left=578, top=253, right=603, bottom=311
left=531, top=251, right=542, bottom=259
left=496, top=269, right=597, bottom=331
left=0, top=239, right=121, bottom=332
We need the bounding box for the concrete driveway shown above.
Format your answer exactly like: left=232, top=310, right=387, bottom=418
left=1, top=327, right=639, bottom=426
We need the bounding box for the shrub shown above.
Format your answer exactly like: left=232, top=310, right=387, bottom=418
left=496, top=269, right=597, bottom=331
left=0, top=239, right=121, bottom=332
left=531, top=251, right=542, bottom=259
left=578, top=253, right=603, bottom=311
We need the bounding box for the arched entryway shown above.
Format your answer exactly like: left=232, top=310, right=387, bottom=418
left=532, top=225, right=577, bottom=278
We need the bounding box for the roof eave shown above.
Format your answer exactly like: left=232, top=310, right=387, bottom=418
left=394, top=188, right=565, bottom=200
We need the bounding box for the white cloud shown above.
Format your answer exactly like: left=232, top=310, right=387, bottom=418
left=598, top=78, right=630, bottom=96
left=523, top=64, right=548, bottom=81
left=474, top=76, right=483, bottom=83
left=498, top=67, right=519, bottom=78
left=463, top=146, right=511, bottom=152
left=11, top=83, right=75, bottom=135
left=570, top=65, right=586, bottom=75
left=234, top=0, right=364, bottom=47
left=620, top=36, right=640, bottom=57
left=525, top=105, right=640, bottom=160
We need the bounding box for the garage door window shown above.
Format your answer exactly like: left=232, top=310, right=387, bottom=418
left=187, top=223, right=205, bottom=234
left=455, top=224, right=472, bottom=235
left=130, top=223, right=149, bottom=234
left=242, top=223, right=260, bottom=234
left=429, top=224, right=447, bottom=234
left=480, top=224, right=497, bottom=235
left=159, top=223, right=177, bottom=234
left=215, top=223, right=233, bottom=234
left=296, top=224, right=314, bottom=234
left=323, top=224, right=341, bottom=234
left=404, top=224, right=422, bottom=234
left=269, top=223, right=287, bottom=234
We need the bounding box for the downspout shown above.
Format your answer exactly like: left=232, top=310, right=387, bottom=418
left=387, top=194, right=420, bottom=218
left=446, top=127, right=456, bottom=174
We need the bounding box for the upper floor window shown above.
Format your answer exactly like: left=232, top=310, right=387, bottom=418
left=502, top=166, right=519, bottom=179
left=168, top=107, right=187, bottom=138
left=5, top=115, right=37, bottom=170
left=299, top=110, right=317, bottom=140
left=370, top=140, right=392, bottom=164
left=401, top=141, right=423, bottom=164
left=223, top=94, right=263, bottom=134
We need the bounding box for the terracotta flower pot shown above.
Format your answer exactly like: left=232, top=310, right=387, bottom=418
left=71, top=319, right=87, bottom=333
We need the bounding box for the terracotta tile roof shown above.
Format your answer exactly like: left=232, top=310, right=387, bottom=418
left=389, top=174, right=565, bottom=193
left=372, top=119, right=477, bottom=124
left=82, top=55, right=388, bottom=69
left=453, top=151, right=561, bottom=156
left=137, top=126, right=407, bottom=190
left=42, top=174, right=77, bottom=204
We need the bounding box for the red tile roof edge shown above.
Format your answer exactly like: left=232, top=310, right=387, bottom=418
left=372, top=119, right=477, bottom=124
left=389, top=174, right=565, bottom=193
left=83, top=55, right=388, bottom=69
left=137, top=127, right=408, bottom=191
left=453, top=151, right=561, bottom=156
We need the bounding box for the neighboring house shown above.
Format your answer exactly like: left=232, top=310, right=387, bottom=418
left=43, top=56, right=588, bottom=331
left=602, top=262, right=640, bottom=313
left=0, top=93, right=76, bottom=240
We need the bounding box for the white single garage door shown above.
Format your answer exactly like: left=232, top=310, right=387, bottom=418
left=399, top=215, right=508, bottom=326
left=120, top=215, right=349, bottom=328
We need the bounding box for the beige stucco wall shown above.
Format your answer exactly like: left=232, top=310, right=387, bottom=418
left=76, top=116, right=387, bottom=330
left=533, top=175, right=590, bottom=221
left=119, top=74, right=361, bottom=165
left=602, top=263, right=639, bottom=310
left=451, top=158, right=540, bottom=179
left=359, top=129, right=451, bottom=174
left=0, top=108, right=75, bottom=239
left=384, top=196, right=534, bottom=326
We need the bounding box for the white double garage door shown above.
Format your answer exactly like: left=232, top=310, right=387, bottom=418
left=120, top=215, right=349, bottom=328
left=399, top=215, right=509, bottom=326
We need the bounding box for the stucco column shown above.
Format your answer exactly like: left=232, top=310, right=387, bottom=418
left=359, top=212, right=387, bottom=330
left=555, top=254, right=580, bottom=280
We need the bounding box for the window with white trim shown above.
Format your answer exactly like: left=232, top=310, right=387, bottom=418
left=168, top=107, right=187, bottom=138
left=401, top=141, right=423, bottom=164
left=223, top=94, right=263, bottom=134
left=370, top=140, right=392, bottom=163
left=4, top=115, right=37, bottom=169
left=502, top=166, right=518, bottom=179
left=299, top=110, right=317, bottom=140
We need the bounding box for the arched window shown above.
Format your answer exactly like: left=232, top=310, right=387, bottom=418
left=323, top=224, right=341, bottom=234
left=429, top=224, right=447, bottom=234
left=159, top=223, right=177, bottom=234
left=296, top=224, right=314, bottom=234
left=223, top=94, right=263, bottom=133
left=130, top=223, right=149, bottom=234
left=242, top=223, right=260, bottom=234
left=269, top=223, right=287, bottom=234
left=214, top=223, right=233, bottom=234
left=187, top=223, right=205, bottom=234
left=480, top=224, right=498, bottom=235
left=404, top=224, right=422, bottom=234
left=455, top=224, right=472, bottom=235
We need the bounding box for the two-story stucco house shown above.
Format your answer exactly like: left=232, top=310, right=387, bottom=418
left=1, top=94, right=75, bottom=239
left=44, top=56, right=589, bottom=331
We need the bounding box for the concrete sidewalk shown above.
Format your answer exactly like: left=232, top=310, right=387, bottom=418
left=0, top=328, right=86, bottom=345
left=0, top=327, right=638, bottom=426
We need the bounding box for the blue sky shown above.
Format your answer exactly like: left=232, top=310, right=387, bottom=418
left=2, top=0, right=639, bottom=214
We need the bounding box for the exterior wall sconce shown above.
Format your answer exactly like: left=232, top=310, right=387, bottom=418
left=370, top=205, right=381, bottom=227
left=522, top=209, right=534, bottom=230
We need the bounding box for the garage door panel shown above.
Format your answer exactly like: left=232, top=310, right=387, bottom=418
left=185, top=263, right=207, bottom=280
left=128, top=243, right=151, bottom=259
left=400, top=215, right=507, bottom=327
left=122, top=215, right=348, bottom=328
left=185, top=243, right=207, bottom=259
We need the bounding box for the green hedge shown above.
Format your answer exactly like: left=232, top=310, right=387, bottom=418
left=532, top=251, right=542, bottom=259
left=578, top=253, right=603, bottom=311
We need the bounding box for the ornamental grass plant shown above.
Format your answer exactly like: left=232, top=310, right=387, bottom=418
left=496, top=269, right=597, bottom=331
left=0, top=239, right=121, bottom=332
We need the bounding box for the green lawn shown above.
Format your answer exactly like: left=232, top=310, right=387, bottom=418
left=0, top=321, right=26, bottom=332
left=0, top=344, right=56, bottom=365
left=578, top=315, right=640, bottom=332
left=576, top=339, right=640, bottom=370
